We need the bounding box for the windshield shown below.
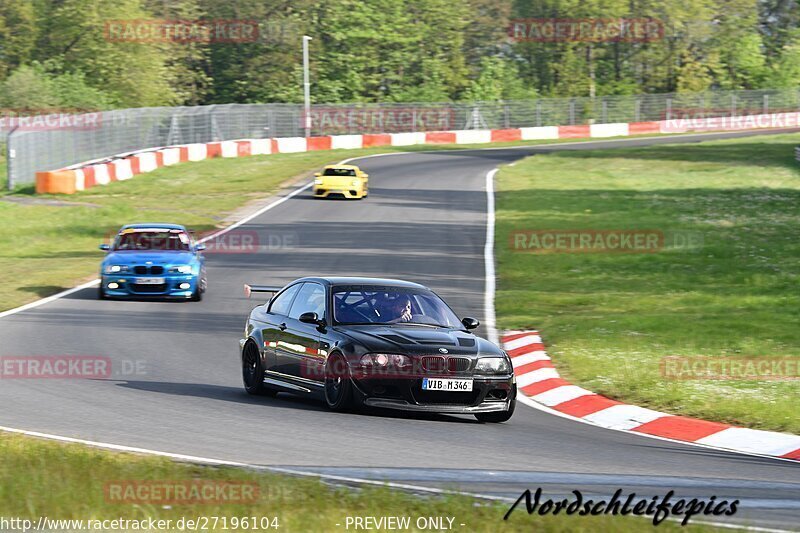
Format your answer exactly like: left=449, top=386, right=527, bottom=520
left=114, top=228, right=191, bottom=251
left=323, top=168, right=356, bottom=177
left=333, top=286, right=462, bottom=328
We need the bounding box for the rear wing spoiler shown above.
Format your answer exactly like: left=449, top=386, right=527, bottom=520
left=244, top=284, right=282, bottom=299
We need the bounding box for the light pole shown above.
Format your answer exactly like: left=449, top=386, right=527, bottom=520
left=303, top=35, right=312, bottom=138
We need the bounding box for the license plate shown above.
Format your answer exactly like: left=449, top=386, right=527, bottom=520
left=136, top=277, right=165, bottom=285
left=422, top=378, right=473, bottom=392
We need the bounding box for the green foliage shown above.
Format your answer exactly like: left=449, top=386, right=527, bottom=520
left=0, top=0, right=798, bottom=105
left=0, top=63, right=114, bottom=110
left=464, top=57, right=538, bottom=101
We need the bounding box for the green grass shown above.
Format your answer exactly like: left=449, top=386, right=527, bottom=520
left=495, top=133, right=800, bottom=433
left=0, top=433, right=722, bottom=532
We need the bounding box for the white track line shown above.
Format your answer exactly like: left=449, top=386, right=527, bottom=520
left=0, top=425, right=790, bottom=533
left=484, top=168, right=499, bottom=344
left=0, top=279, right=100, bottom=319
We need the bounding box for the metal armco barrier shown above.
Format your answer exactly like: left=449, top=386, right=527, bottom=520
left=6, top=88, right=800, bottom=188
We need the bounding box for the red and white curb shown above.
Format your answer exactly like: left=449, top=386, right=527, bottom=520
left=504, top=331, right=800, bottom=461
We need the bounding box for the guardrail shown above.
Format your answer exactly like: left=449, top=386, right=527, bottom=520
left=8, top=88, right=800, bottom=188
left=35, top=112, right=800, bottom=194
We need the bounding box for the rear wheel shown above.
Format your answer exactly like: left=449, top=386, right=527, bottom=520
left=324, top=354, right=355, bottom=411
left=242, top=342, right=277, bottom=397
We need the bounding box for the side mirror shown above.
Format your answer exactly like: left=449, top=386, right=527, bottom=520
left=461, top=317, right=480, bottom=330
left=362, top=173, right=369, bottom=178
left=314, top=172, right=321, bottom=177
left=299, top=311, right=324, bottom=326
left=196, top=243, right=207, bottom=251
left=99, top=244, right=110, bottom=251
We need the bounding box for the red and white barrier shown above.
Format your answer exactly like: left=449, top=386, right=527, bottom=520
left=504, top=331, right=800, bottom=461
left=35, top=112, right=800, bottom=194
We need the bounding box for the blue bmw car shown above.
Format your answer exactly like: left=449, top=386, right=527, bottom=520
left=98, top=223, right=207, bottom=301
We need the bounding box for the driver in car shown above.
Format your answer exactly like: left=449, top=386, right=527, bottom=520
left=386, top=295, right=413, bottom=323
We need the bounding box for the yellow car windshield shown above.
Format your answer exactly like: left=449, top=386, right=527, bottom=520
left=323, top=168, right=357, bottom=177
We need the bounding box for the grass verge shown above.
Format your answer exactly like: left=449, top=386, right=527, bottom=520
left=495, top=133, right=800, bottom=433
left=0, top=433, right=721, bottom=532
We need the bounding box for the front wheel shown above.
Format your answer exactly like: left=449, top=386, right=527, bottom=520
left=324, top=354, right=355, bottom=412
left=242, top=342, right=277, bottom=397
left=191, top=283, right=203, bottom=301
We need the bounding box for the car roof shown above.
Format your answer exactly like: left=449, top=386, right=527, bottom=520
left=323, top=164, right=359, bottom=170
left=294, top=276, right=428, bottom=289
left=119, top=223, right=187, bottom=231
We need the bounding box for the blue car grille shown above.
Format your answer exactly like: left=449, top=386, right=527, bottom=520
left=133, top=265, right=165, bottom=275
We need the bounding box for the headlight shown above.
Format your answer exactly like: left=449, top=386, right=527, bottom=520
left=314, top=178, right=324, bottom=185
left=104, top=265, right=127, bottom=274
left=360, top=353, right=411, bottom=368
left=475, top=357, right=511, bottom=374
left=173, top=265, right=193, bottom=274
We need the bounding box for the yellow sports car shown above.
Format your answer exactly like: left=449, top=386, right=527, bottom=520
left=313, top=165, right=369, bottom=199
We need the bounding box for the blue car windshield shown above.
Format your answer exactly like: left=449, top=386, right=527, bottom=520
left=114, top=229, right=191, bottom=251
left=333, top=287, right=462, bottom=328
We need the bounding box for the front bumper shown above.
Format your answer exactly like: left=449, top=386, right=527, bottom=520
left=313, top=185, right=364, bottom=199
left=363, top=398, right=511, bottom=413
left=353, top=374, right=515, bottom=414
left=100, top=274, right=198, bottom=298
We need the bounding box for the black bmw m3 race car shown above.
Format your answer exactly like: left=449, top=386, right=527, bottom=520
left=239, top=277, right=516, bottom=422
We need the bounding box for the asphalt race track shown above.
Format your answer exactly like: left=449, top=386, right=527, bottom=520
left=1, top=130, right=799, bottom=530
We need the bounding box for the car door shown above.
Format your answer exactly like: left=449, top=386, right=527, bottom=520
left=282, top=282, right=327, bottom=383
left=263, top=283, right=302, bottom=375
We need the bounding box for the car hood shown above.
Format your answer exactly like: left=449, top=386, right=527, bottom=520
left=103, top=250, right=196, bottom=266
left=334, top=325, right=503, bottom=357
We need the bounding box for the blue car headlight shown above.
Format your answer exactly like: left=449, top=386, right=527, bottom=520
left=104, top=265, right=128, bottom=274
left=171, top=265, right=193, bottom=274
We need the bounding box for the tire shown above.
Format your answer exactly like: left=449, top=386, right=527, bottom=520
left=98, top=286, right=107, bottom=300
left=242, top=342, right=277, bottom=397
left=324, top=354, right=355, bottom=412
left=475, top=391, right=516, bottom=423
left=191, top=284, right=203, bottom=301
